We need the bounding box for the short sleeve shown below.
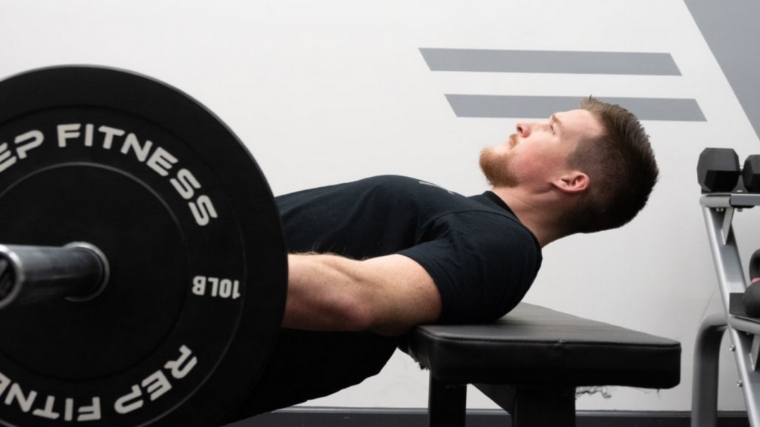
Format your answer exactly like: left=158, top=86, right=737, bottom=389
left=398, top=211, right=540, bottom=324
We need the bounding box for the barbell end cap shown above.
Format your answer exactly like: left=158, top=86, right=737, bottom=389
left=0, top=244, right=23, bottom=310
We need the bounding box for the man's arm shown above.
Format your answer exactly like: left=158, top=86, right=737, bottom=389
left=282, top=253, right=442, bottom=336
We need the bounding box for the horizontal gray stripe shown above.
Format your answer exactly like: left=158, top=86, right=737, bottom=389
left=420, top=48, right=681, bottom=76
left=445, top=95, right=705, bottom=121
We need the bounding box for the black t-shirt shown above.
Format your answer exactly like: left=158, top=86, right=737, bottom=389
left=278, top=175, right=542, bottom=322
left=232, top=175, right=542, bottom=417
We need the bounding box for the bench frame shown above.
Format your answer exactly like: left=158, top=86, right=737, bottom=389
left=404, top=302, right=680, bottom=427
left=428, top=379, right=575, bottom=426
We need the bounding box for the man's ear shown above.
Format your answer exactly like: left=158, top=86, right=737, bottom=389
left=553, top=171, right=589, bottom=194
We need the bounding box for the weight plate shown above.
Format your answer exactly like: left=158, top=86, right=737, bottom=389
left=0, top=66, right=287, bottom=426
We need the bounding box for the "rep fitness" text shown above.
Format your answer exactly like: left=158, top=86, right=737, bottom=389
left=0, top=124, right=218, bottom=226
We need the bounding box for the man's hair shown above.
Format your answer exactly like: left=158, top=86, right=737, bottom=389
left=560, top=96, right=659, bottom=234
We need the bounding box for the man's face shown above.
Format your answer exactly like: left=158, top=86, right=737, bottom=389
left=479, top=109, right=604, bottom=188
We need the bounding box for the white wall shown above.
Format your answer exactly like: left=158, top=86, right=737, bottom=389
left=1, top=0, right=756, bottom=412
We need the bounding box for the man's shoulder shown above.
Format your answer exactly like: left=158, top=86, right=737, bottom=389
left=357, top=175, right=446, bottom=188
left=347, top=175, right=467, bottom=200
left=282, top=175, right=460, bottom=195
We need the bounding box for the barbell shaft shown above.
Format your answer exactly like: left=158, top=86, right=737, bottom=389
left=0, top=242, right=109, bottom=309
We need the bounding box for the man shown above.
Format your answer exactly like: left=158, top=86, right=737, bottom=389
left=230, top=96, right=658, bottom=418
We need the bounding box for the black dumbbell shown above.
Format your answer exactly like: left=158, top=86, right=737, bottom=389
left=743, top=155, right=760, bottom=193
left=744, top=249, right=760, bottom=317
left=697, top=148, right=741, bottom=193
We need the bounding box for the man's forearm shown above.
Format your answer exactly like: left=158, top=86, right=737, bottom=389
left=282, top=253, right=442, bottom=336
left=283, top=253, right=376, bottom=332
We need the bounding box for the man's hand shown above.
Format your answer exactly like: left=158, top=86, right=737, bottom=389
left=283, top=253, right=442, bottom=336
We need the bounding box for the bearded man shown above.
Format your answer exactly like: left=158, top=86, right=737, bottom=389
left=230, top=96, right=659, bottom=419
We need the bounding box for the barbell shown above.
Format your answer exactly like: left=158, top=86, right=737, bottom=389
left=0, top=66, right=288, bottom=426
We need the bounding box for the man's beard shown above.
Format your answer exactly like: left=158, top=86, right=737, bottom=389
left=479, top=145, right=519, bottom=188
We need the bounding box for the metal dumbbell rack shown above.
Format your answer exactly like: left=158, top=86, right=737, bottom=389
left=694, top=192, right=760, bottom=426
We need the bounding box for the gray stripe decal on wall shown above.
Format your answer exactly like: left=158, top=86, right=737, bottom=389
left=686, top=0, right=760, bottom=138
left=446, top=95, right=705, bottom=121
left=420, top=48, right=682, bottom=76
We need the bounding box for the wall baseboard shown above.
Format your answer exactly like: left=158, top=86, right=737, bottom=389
left=224, top=407, right=749, bottom=427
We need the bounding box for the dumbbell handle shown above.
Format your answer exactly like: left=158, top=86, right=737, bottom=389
left=0, top=243, right=109, bottom=310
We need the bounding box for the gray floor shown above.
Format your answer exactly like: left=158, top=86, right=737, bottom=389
left=224, top=408, right=750, bottom=427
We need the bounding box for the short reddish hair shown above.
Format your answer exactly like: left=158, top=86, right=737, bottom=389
left=560, top=97, right=659, bottom=234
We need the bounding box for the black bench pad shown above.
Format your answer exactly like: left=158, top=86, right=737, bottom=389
left=402, top=303, right=681, bottom=389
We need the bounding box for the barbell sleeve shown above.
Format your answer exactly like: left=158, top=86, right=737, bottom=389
left=0, top=242, right=110, bottom=310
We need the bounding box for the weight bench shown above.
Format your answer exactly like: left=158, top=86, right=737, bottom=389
left=400, top=303, right=681, bottom=427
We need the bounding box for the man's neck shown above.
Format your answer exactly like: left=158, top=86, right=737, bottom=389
left=489, top=186, right=568, bottom=247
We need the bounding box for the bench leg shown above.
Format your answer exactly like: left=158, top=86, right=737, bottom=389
left=691, top=312, right=727, bottom=427
left=428, top=376, right=466, bottom=427
left=512, top=386, right=575, bottom=427
left=476, top=384, right=576, bottom=427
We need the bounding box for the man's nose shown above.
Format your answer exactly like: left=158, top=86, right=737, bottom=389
left=516, top=122, right=531, bottom=137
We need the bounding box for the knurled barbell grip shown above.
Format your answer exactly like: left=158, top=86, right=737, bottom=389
left=0, top=242, right=110, bottom=310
